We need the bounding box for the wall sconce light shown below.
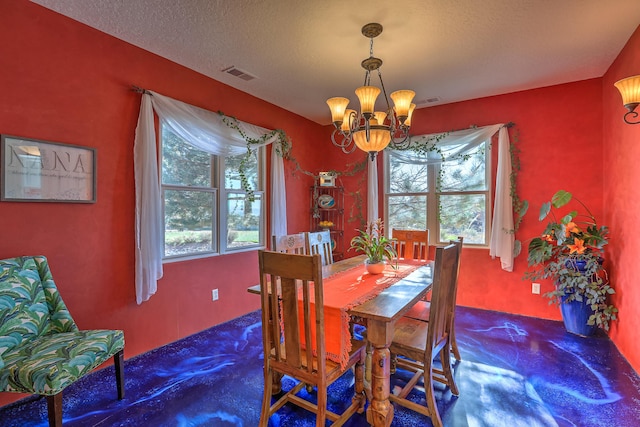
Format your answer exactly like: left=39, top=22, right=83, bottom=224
left=614, top=75, right=640, bottom=125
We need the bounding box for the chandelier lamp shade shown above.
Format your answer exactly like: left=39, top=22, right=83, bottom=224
left=614, top=75, right=640, bottom=125
left=326, top=23, right=416, bottom=159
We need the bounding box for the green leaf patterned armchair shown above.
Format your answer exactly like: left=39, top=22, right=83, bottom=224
left=0, top=255, right=125, bottom=427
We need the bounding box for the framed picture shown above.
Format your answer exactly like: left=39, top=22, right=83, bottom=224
left=319, top=171, right=335, bottom=187
left=1, top=135, right=96, bottom=203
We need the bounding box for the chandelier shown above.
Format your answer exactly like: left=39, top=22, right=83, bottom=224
left=326, top=23, right=416, bottom=160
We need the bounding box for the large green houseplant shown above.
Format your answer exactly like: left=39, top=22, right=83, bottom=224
left=349, top=219, right=397, bottom=274
left=525, top=190, right=617, bottom=333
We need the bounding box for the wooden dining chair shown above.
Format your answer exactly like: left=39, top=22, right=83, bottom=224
left=388, top=242, right=460, bottom=427
left=306, top=230, right=334, bottom=265
left=272, top=232, right=307, bottom=254
left=258, top=251, right=366, bottom=426
left=392, top=229, right=430, bottom=261
left=402, top=237, right=464, bottom=361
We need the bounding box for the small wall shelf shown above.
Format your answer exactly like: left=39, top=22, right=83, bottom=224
left=310, top=183, right=344, bottom=261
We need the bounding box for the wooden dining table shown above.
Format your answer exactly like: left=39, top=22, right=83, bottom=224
left=248, top=254, right=433, bottom=427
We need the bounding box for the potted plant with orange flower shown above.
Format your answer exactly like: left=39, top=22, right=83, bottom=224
left=525, top=190, right=617, bottom=335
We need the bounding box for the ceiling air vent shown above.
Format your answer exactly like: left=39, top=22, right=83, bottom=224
left=415, top=97, right=441, bottom=106
left=222, top=66, right=256, bottom=81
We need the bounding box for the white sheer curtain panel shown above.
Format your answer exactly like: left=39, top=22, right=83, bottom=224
left=367, top=155, right=379, bottom=224
left=383, top=124, right=514, bottom=271
left=133, top=90, right=288, bottom=304
left=489, top=126, right=514, bottom=271
left=134, top=94, right=163, bottom=304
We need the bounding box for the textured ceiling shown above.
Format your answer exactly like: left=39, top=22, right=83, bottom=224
left=31, top=0, right=640, bottom=125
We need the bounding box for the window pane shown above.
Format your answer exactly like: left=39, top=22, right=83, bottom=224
left=227, top=192, right=262, bottom=249
left=161, top=125, right=212, bottom=187
left=387, top=195, right=427, bottom=232
left=164, top=189, right=215, bottom=257
left=225, top=149, right=258, bottom=190
left=439, top=194, right=486, bottom=244
left=440, top=143, right=486, bottom=191
left=388, top=155, right=429, bottom=193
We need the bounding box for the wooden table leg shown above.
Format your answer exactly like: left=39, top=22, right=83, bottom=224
left=364, top=319, right=394, bottom=427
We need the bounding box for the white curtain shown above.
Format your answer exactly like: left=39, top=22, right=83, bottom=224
left=383, top=124, right=514, bottom=271
left=489, top=126, right=514, bottom=271
left=133, top=91, right=287, bottom=304
left=367, top=155, right=378, bottom=223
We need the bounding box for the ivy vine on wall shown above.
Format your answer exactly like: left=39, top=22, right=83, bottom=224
left=219, top=113, right=292, bottom=201
left=217, top=113, right=524, bottom=250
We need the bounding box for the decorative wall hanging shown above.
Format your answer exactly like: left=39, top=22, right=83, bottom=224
left=1, top=135, right=96, bottom=203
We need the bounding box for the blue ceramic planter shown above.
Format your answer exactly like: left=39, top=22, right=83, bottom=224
left=559, top=258, right=598, bottom=336
left=560, top=295, right=597, bottom=336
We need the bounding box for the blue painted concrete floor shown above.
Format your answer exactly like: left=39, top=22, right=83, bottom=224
left=1, top=306, right=639, bottom=426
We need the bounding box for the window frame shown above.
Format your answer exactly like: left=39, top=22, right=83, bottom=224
left=218, top=152, right=266, bottom=253
left=160, top=124, right=266, bottom=262
left=383, top=140, right=492, bottom=247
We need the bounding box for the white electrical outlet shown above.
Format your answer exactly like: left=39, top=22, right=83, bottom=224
left=212, top=289, right=219, bottom=301
left=532, top=282, right=541, bottom=294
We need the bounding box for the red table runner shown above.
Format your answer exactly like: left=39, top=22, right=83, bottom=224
left=301, top=259, right=429, bottom=370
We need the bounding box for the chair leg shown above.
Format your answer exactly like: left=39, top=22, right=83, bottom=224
left=114, top=349, right=125, bottom=399
left=440, top=346, right=459, bottom=396
left=259, top=365, right=273, bottom=427
left=450, top=325, right=461, bottom=361
left=316, top=382, right=327, bottom=427
left=423, top=360, right=443, bottom=427
left=46, top=393, right=63, bottom=427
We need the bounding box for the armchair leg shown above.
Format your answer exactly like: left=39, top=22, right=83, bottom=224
left=114, top=349, right=125, bottom=399
left=46, top=393, right=63, bottom=427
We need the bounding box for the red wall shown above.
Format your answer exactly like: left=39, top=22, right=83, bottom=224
left=602, top=26, right=640, bottom=372
left=362, top=79, right=605, bottom=322
left=0, top=1, right=321, bottom=406
left=0, top=0, right=637, bottom=407
left=404, top=79, right=603, bottom=319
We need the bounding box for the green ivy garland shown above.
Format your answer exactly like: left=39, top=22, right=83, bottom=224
left=509, top=128, right=527, bottom=257
left=217, top=113, right=524, bottom=251
left=219, top=112, right=291, bottom=201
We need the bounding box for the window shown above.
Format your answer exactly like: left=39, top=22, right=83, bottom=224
left=161, top=123, right=265, bottom=259
left=384, top=140, right=491, bottom=245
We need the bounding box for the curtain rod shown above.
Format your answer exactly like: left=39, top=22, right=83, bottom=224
left=131, top=85, right=153, bottom=95
left=130, top=85, right=516, bottom=132
left=446, top=122, right=515, bottom=133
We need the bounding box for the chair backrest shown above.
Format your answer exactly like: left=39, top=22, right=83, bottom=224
left=392, top=229, right=429, bottom=260
left=425, top=243, right=459, bottom=355
left=306, top=230, right=334, bottom=265
left=258, top=251, right=326, bottom=377
left=272, top=233, right=307, bottom=254
left=0, top=256, right=77, bottom=357
left=447, top=237, right=464, bottom=325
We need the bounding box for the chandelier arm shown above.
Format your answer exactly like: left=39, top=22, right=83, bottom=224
left=349, top=110, right=359, bottom=133
left=624, top=110, right=640, bottom=124
left=377, top=68, right=392, bottom=112
left=388, top=128, right=411, bottom=150
left=330, top=128, right=357, bottom=153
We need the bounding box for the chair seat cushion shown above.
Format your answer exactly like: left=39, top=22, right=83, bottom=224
left=0, top=329, right=124, bottom=395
